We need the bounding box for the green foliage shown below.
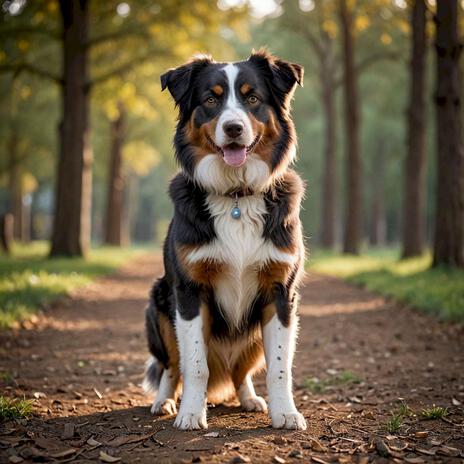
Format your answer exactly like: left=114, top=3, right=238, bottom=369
left=0, top=242, right=142, bottom=329
left=421, top=406, right=448, bottom=419
left=385, top=414, right=403, bottom=433
left=0, top=396, right=33, bottom=420
left=309, top=249, right=464, bottom=322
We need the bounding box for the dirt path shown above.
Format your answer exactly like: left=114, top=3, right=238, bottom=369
left=1, top=254, right=463, bottom=463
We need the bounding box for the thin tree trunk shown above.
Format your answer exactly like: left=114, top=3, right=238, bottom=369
left=339, top=0, right=362, bottom=255
left=433, top=0, right=464, bottom=268
left=402, top=0, right=427, bottom=258
left=319, top=32, right=338, bottom=249
left=369, top=139, right=386, bottom=247
left=8, top=125, right=24, bottom=241
left=104, top=102, right=127, bottom=246
left=50, top=0, right=91, bottom=257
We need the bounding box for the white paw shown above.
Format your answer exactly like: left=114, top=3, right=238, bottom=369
left=241, top=395, right=268, bottom=412
left=174, top=409, right=207, bottom=430
left=150, top=398, right=177, bottom=416
left=271, top=410, right=307, bottom=430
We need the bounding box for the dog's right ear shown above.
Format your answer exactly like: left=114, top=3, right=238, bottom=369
left=161, top=55, right=214, bottom=110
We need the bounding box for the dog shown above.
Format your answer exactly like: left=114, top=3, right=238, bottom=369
left=143, top=50, right=306, bottom=431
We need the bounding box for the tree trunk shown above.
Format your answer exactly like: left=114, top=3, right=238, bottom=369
left=50, top=0, right=91, bottom=257
left=319, top=32, right=338, bottom=249
left=339, top=0, right=362, bottom=254
left=104, top=103, right=127, bottom=246
left=402, top=0, right=427, bottom=258
left=7, top=125, right=24, bottom=241
left=432, top=0, right=464, bottom=268
left=369, top=139, right=386, bottom=247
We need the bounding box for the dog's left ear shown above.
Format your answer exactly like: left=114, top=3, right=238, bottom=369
left=248, top=49, right=303, bottom=109
left=161, top=55, right=214, bottom=111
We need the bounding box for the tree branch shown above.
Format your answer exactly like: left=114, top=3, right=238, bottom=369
left=0, top=26, right=60, bottom=40
left=0, top=63, right=62, bottom=84
left=87, top=48, right=171, bottom=88
left=333, top=50, right=403, bottom=88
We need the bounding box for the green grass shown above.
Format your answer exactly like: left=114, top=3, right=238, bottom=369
left=309, top=248, right=464, bottom=322
left=421, top=406, right=448, bottom=419
left=303, top=370, right=362, bottom=393
left=386, top=413, right=403, bottom=433
left=0, top=396, right=34, bottom=420
left=0, top=241, right=144, bottom=329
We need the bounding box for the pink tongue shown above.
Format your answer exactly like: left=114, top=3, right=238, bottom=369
left=223, top=146, right=247, bottom=167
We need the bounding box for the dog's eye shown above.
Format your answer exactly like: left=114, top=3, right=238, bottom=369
left=205, top=96, right=217, bottom=107
left=247, top=95, right=259, bottom=105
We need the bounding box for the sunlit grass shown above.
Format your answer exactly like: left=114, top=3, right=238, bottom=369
left=421, top=406, right=448, bottom=419
left=385, top=413, right=403, bottom=433
left=0, top=396, right=34, bottom=420
left=308, top=248, right=464, bottom=322
left=303, top=370, right=362, bottom=393
left=0, top=241, right=145, bottom=329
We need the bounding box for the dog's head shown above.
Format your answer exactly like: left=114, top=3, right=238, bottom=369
left=162, top=50, right=303, bottom=193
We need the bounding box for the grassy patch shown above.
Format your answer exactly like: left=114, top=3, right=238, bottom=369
left=0, top=241, right=144, bottom=329
left=0, top=396, right=34, bottom=420
left=386, top=414, right=403, bottom=433
left=309, top=249, right=464, bottom=322
left=421, top=406, right=448, bottom=419
left=303, top=370, right=362, bottom=393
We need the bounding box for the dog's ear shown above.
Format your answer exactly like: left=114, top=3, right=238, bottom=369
left=161, top=55, right=214, bottom=111
left=248, top=49, right=303, bottom=110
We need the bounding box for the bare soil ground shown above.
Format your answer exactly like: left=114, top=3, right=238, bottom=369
left=1, top=254, right=463, bottom=464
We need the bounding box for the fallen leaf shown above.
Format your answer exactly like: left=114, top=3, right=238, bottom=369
left=229, top=455, right=251, bottom=463
left=404, top=458, right=425, bottom=464
left=416, top=448, right=436, bottom=456
left=452, top=398, right=461, bottom=406
left=99, top=451, right=121, bottom=462
left=273, top=456, right=286, bottom=464
left=62, top=423, right=75, bottom=439
left=203, top=432, right=219, bottom=438
left=273, top=436, right=287, bottom=446
left=87, top=437, right=102, bottom=447
left=33, top=392, right=46, bottom=399
left=93, top=388, right=103, bottom=399
left=310, top=439, right=327, bottom=453
left=437, top=445, right=460, bottom=457
left=374, top=437, right=391, bottom=457
left=104, top=432, right=155, bottom=447
left=414, top=431, right=428, bottom=438
left=50, top=448, right=76, bottom=458
left=8, top=456, right=23, bottom=463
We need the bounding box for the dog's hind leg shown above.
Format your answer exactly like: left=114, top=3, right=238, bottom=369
left=237, top=374, right=267, bottom=412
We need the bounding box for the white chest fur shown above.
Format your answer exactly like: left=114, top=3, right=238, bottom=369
left=186, top=194, right=296, bottom=329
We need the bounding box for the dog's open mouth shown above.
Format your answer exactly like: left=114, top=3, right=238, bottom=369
left=206, top=135, right=261, bottom=167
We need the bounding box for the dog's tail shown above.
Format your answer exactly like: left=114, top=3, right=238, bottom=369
left=143, top=277, right=171, bottom=393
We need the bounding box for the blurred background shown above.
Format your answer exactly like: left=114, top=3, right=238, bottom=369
left=0, top=0, right=463, bottom=326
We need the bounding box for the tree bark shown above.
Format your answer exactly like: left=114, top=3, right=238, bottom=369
left=432, top=0, right=464, bottom=268
left=402, top=0, right=427, bottom=258
left=7, top=125, right=24, bottom=241
left=319, top=31, right=338, bottom=249
left=50, top=0, right=91, bottom=257
left=369, top=139, right=386, bottom=247
left=339, top=0, right=362, bottom=254
left=104, top=102, right=127, bottom=246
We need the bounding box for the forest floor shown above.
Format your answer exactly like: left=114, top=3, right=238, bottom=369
left=1, top=254, right=463, bottom=464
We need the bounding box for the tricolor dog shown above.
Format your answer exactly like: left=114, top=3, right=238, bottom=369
left=144, top=50, right=306, bottom=430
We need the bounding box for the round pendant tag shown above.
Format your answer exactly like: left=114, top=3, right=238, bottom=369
left=231, top=206, right=241, bottom=219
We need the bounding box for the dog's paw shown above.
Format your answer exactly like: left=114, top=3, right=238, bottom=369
left=270, top=410, right=307, bottom=430
left=150, top=398, right=177, bottom=416
left=174, top=409, right=207, bottom=430
left=241, top=395, right=268, bottom=412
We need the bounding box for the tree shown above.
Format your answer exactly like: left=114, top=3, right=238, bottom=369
left=339, top=0, right=362, bottom=254
left=104, top=102, right=127, bottom=246
left=402, top=0, right=427, bottom=258
left=432, top=0, right=464, bottom=268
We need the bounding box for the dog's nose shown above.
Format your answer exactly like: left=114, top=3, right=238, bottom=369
left=223, top=121, right=244, bottom=139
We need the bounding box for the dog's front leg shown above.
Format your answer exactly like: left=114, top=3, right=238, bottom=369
left=174, top=301, right=209, bottom=430
left=262, top=303, right=307, bottom=430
